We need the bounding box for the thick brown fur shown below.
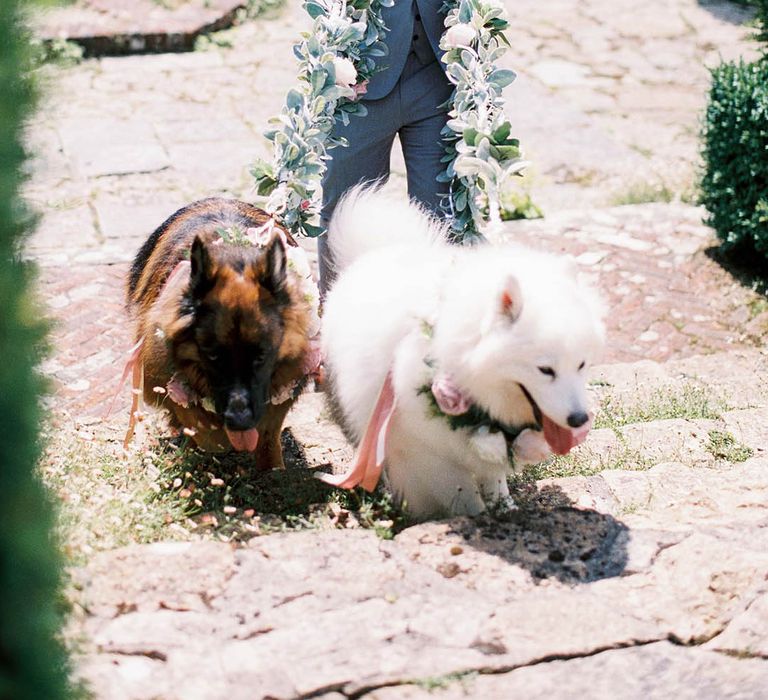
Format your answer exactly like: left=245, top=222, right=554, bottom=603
left=127, top=198, right=311, bottom=470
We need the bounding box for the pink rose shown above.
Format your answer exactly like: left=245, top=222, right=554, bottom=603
left=431, top=373, right=471, bottom=415
left=352, top=80, right=369, bottom=99
left=443, top=23, right=476, bottom=49
left=301, top=337, right=323, bottom=376
left=166, top=374, right=197, bottom=408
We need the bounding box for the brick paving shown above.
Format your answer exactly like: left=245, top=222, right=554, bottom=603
left=26, top=0, right=766, bottom=423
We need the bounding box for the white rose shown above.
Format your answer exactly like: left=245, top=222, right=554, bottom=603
left=443, top=23, right=476, bottom=49
left=333, top=56, right=357, bottom=87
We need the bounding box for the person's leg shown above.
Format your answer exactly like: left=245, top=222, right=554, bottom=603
left=319, top=99, right=397, bottom=296
left=398, top=59, right=453, bottom=216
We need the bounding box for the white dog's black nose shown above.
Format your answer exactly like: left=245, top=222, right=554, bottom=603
left=567, top=411, right=589, bottom=428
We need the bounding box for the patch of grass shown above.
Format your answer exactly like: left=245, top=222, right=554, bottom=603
left=609, top=180, right=676, bottom=206
left=244, top=0, right=287, bottom=18
left=747, top=297, right=768, bottom=319
left=499, top=187, right=543, bottom=221
left=629, top=143, right=654, bottom=159
left=29, top=37, right=84, bottom=69
left=594, top=382, right=725, bottom=430
left=40, top=423, right=408, bottom=565
left=194, top=31, right=235, bottom=51
left=151, top=0, right=188, bottom=8
left=525, top=439, right=651, bottom=481
left=499, top=172, right=544, bottom=221
left=194, top=0, right=287, bottom=52
left=609, top=171, right=699, bottom=206
left=706, top=429, right=753, bottom=463
left=617, top=501, right=643, bottom=516
left=412, top=670, right=478, bottom=692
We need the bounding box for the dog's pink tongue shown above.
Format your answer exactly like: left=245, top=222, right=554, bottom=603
left=226, top=428, right=259, bottom=452
left=542, top=414, right=591, bottom=456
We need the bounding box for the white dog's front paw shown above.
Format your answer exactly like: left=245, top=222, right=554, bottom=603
left=513, top=428, right=552, bottom=466
left=469, top=426, right=508, bottom=465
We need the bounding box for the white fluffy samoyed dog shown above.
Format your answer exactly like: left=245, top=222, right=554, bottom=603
left=319, top=187, right=605, bottom=519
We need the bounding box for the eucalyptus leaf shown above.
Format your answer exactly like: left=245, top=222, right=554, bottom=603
left=463, top=126, right=479, bottom=146
left=489, top=68, right=516, bottom=88
left=286, top=89, right=305, bottom=111
left=302, top=222, right=325, bottom=238
left=304, top=1, right=325, bottom=19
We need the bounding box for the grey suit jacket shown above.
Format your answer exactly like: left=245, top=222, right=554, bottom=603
left=364, top=0, right=447, bottom=100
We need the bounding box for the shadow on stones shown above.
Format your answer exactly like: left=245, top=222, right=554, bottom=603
left=155, top=428, right=406, bottom=532
left=155, top=432, right=628, bottom=580
left=445, top=481, right=630, bottom=584
left=705, top=243, right=768, bottom=297
left=697, top=0, right=756, bottom=26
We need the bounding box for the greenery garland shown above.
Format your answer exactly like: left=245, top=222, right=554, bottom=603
left=251, top=0, right=393, bottom=237
left=251, top=0, right=525, bottom=243
left=438, top=0, right=527, bottom=243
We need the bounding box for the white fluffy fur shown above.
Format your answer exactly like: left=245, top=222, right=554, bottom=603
left=322, top=187, right=605, bottom=519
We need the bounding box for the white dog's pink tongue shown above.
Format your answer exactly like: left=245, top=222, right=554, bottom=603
left=542, top=415, right=591, bottom=456
left=226, top=428, right=259, bottom=452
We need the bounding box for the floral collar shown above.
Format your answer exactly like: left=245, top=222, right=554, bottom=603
left=420, top=371, right=538, bottom=464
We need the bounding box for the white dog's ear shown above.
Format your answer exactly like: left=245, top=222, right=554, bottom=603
left=500, top=275, right=523, bottom=322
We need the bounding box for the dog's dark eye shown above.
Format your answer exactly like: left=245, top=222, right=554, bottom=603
left=199, top=345, right=219, bottom=362
left=538, top=366, right=556, bottom=377
left=251, top=348, right=266, bottom=367
left=578, top=361, right=586, bottom=371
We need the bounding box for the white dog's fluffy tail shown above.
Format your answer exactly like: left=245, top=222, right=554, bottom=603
left=328, top=185, right=448, bottom=272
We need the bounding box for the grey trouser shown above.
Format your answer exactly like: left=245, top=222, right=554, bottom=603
left=318, top=52, right=453, bottom=294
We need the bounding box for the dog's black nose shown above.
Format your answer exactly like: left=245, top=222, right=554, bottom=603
left=567, top=410, right=589, bottom=428
left=224, top=389, right=254, bottom=430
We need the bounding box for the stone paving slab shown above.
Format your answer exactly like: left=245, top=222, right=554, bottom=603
left=59, top=118, right=172, bottom=178
left=70, top=457, right=768, bottom=699
left=35, top=0, right=246, bottom=56
left=366, top=643, right=768, bottom=700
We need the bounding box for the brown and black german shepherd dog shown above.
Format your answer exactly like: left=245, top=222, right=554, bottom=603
left=126, top=198, right=312, bottom=470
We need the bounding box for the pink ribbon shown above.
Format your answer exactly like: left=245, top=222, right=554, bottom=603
left=316, top=371, right=396, bottom=492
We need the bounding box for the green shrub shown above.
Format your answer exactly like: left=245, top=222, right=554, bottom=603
left=756, top=0, right=768, bottom=47
left=700, top=58, right=768, bottom=259
left=0, top=2, right=71, bottom=698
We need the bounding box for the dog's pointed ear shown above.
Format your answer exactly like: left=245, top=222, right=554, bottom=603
left=259, top=232, right=287, bottom=297
left=500, top=275, right=523, bottom=322
left=189, top=236, right=214, bottom=297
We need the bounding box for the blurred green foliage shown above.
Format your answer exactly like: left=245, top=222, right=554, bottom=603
left=0, top=1, right=72, bottom=698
